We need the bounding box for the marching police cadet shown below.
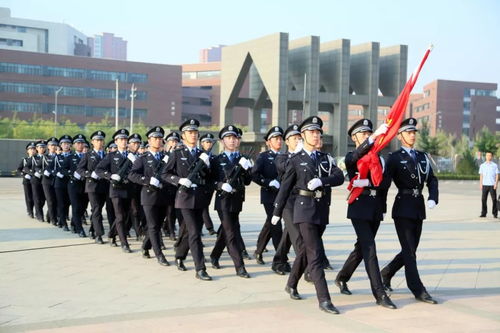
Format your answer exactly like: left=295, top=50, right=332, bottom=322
left=62, top=134, right=87, bottom=237
left=104, top=140, right=116, bottom=234
left=380, top=118, right=439, bottom=304
left=41, top=137, right=59, bottom=225
left=29, top=140, right=47, bottom=222
left=129, top=126, right=171, bottom=266
left=272, top=116, right=345, bottom=314
left=161, top=119, right=213, bottom=281
left=333, top=119, right=397, bottom=309
left=199, top=133, right=217, bottom=236
left=162, top=131, right=182, bottom=240
left=208, top=125, right=252, bottom=278
left=235, top=127, right=251, bottom=260
left=54, top=135, right=72, bottom=230
left=271, top=124, right=302, bottom=275
left=96, top=129, right=134, bottom=253
left=18, top=142, right=36, bottom=218
left=252, top=126, right=284, bottom=265
left=127, top=133, right=144, bottom=239
left=76, top=131, right=107, bottom=244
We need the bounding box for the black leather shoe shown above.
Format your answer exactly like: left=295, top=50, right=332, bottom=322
left=89, top=230, right=95, bottom=239
left=376, top=294, right=397, bottom=309
left=142, top=249, right=151, bottom=258
left=263, top=247, right=268, bottom=253
left=196, top=270, right=212, bottom=281
left=255, top=253, right=265, bottom=265
left=271, top=264, right=285, bottom=275
left=63, top=226, right=69, bottom=232
left=176, top=259, right=187, bottom=271
left=319, top=301, right=339, bottom=314
left=335, top=280, right=352, bottom=295
left=479, top=214, right=486, bottom=218
left=208, top=229, right=217, bottom=236
left=283, top=262, right=291, bottom=273
left=95, top=236, right=104, bottom=244
left=157, top=255, right=170, bottom=266
left=236, top=267, right=250, bottom=278
left=304, top=272, right=313, bottom=283
left=285, top=285, right=302, bottom=300
left=241, top=250, right=251, bottom=260
left=382, top=276, right=393, bottom=292
left=109, top=238, right=118, bottom=247
left=78, top=230, right=87, bottom=238
left=160, top=243, right=167, bottom=250
left=415, top=291, right=438, bottom=304
left=211, top=257, right=221, bottom=269
left=122, top=245, right=132, bottom=253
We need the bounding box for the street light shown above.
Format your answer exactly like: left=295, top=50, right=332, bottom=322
left=130, top=84, right=137, bottom=133
left=54, top=87, right=63, bottom=137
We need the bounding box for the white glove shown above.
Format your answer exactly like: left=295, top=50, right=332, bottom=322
left=34, top=171, right=41, bottom=178
left=269, top=179, right=280, bottom=189
left=149, top=177, right=160, bottom=187
left=271, top=216, right=281, bottom=225
left=427, top=200, right=437, bottom=209
left=352, top=179, right=369, bottom=188
left=24, top=174, right=31, bottom=180
left=73, top=171, right=81, bottom=180
left=373, top=123, right=389, bottom=137
left=56, top=172, right=64, bottom=178
left=178, top=178, right=192, bottom=188
left=307, top=178, right=322, bottom=191
left=292, top=140, right=303, bottom=154
left=238, top=157, right=251, bottom=170
left=127, top=152, right=136, bottom=163
left=199, top=152, right=210, bottom=167
left=91, top=171, right=99, bottom=180
left=43, top=170, right=51, bottom=177
left=162, top=155, right=169, bottom=164
left=221, top=183, right=233, bottom=193
left=111, top=174, right=121, bottom=182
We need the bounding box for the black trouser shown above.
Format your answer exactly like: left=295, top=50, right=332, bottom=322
left=55, top=185, right=69, bottom=227
left=175, top=208, right=206, bottom=271
left=255, top=202, right=283, bottom=254
left=210, top=210, right=244, bottom=271
left=273, top=207, right=301, bottom=266
left=288, top=223, right=330, bottom=303
left=336, top=219, right=385, bottom=299
left=381, top=217, right=425, bottom=296
left=128, top=193, right=141, bottom=237
left=110, top=197, right=130, bottom=247
left=31, top=178, right=45, bottom=221
left=23, top=182, right=34, bottom=216
left=163, top=203, right=178, bottom=237
left=202, top=206, right=215, bottom=232
left=211, top=210, right=247, bottom=260
left=105, top=196, right=115, bottom=235
left=481, top=186, right=498, bottom=217
left=142, top=204, right=167, bottom=257
left=68, top=181, right=85, bottom=233
left=42, top=181, right=57, bottom=224
left=88, top=191, right=106, bottom=237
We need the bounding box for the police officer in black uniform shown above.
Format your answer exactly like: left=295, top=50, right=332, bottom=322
left=271, top=124, right=302, bottom=275
left=380, top=118, right=439, bottom=304
left=77, top=131, right=107, bottom=244
left=127, top=133, right=143, bottom=239
left=253, top=126, right=284, bottom=265
left=29, top=140, right=47, bottom=222
left=208, top=125, right=252, bottom=278
left=199, top=133, right=217, bottom=236
left=18, top=142, right=36, bottom=218
left=333, top=119, right=397, bottom=309
left=41, top=137, right=59, bottom=225
left=54, top=135, right=72, bottom=230
left=129, top=126, right=171, bottom=266
left=161, top=119, right=212, bottom=281
left=162, top=131, right=182, bottom=240
left=272, top=116, right=345, bottom=314
left=63, top=134, right=87, bottom=237
left=96, top=129, right=134, bottom=253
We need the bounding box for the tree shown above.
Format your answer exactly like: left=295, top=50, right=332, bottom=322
left=456, top=147, right=478, bottom=174
left=475, top=126, right=499, bottom=155
left=416, top=119, right=441, bottom=156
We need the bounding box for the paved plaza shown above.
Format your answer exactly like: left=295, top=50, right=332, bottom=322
left=0, top=178, right=499, bottom=332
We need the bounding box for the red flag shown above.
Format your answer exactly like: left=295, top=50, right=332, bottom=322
left=347, top=46, right=433, bottom=204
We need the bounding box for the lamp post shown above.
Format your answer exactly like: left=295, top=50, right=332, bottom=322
left=54, top=87, right=63, bottom=137
left=130, top=84, right=137, bottom=133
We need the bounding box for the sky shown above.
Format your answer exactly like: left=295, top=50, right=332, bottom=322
left=1, top=0, right=499, bottom=93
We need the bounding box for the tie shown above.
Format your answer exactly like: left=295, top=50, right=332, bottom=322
left=310, top=151, right=317, bottom=162
left=229, top=152, right=234, bottom=163
left=77, top=153, right=82, bottom=159
left=99, top=151, right=103, bottom=159
left=155, top=152, right=160, bottom=160
left=122, top=152, right=127, bottom=158
left=410, top=149, right=416, bottom=162
left=191, top=149, right=197, bottom=157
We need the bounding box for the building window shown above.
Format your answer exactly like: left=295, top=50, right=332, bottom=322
left=424, top=90, right=430, bottom=97
left=0, top=38, right=23, bottom=47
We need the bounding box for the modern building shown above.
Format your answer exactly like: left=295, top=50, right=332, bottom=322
left=407, top=80, right=500, bottom=138
left=88, top=32, right=127, bottom=60
left=0, top=49, right=182, bottom=127
left=199, top=45, right=225, bottom=63
left=0, top=7, right=91, bottom=57
left=220, top=33, right=407, bottom=156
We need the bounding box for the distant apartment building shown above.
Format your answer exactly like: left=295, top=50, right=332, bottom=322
left=199, top=45, right=225, bottom=63
left=88, top=32, right=127, bottom=60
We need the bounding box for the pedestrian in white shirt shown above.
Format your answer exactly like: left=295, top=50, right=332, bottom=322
left=479, top=152, right=499, bottom=218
